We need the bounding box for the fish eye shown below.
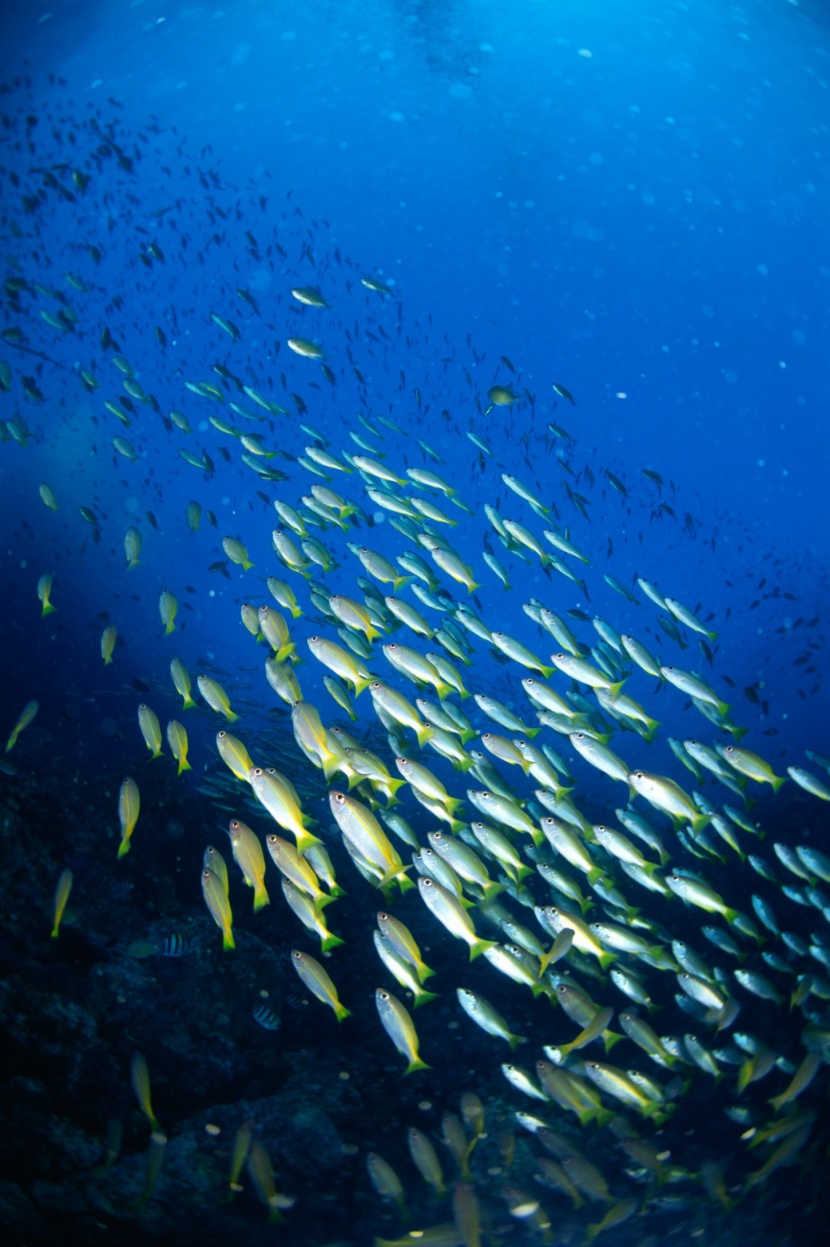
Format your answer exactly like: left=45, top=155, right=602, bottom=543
left=292, top=951, right=302, bottom=961
left=253, top=767, right=263, bottom=776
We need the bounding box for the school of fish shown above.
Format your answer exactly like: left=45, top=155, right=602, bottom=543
left=1, top=71, right=829, bottom=1247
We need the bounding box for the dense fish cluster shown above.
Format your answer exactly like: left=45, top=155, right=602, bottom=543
left=1, top=73, right=829, bottom=1247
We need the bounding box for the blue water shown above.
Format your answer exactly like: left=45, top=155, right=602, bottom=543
left=1, top=2, right=829, bottom=1244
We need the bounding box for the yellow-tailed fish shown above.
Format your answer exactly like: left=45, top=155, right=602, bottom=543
left=456, top=988, right=525, bottom=1049
left=375, top=988, right=429, bottom=1073
left=130, top=1052, right=160, bottom=1130
left=329, top=791, right=412, bottom=891
left=197, top=674, right=240, bottom=722
left=228, top=818, right=269, bottom=911
left=417, top=877, right=495, bottom=959
left=120, top=527, right=142, bottom=570
left=291, top=700, right=345, bottom=780
left=223, top=535, right=254, bottom=571
left=265, top=833, right=334, bottom=905
left=37, top=572, right=56, bottom=617
left=159, top=588, right=178, bottom=635
left=246, top=1139, right=295, bottom=1219
left=117, top=777, right=140, bottom=858
left=169, top=658, right=196, bottom=709
left=101, top=623, right=118, bottom=665
left=202, top=865, right=235, bottom=949
left=280, top=877, right=343, bottom=951
left=291, top=950, right=350, bottom=1020
left=216, top=731, right=255, bottom=782
left=6, top=698, right=39, bottom=753
left=249, top=766, right=321, bottom=853
left=166, top=720, right=191, bottom=775
left=51, top=868, right=73, bottom=939
left=138, top=704, right=163, bottom=758
left=378, top=911, right=436, bottom=983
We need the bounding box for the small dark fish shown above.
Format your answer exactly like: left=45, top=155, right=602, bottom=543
left=552, top=382, right=575, bottom=404
left=252, top=1005, right=280, bottom=1031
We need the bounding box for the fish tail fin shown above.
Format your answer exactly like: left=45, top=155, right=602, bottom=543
left=598, top=951, right=617, bottom=971
left=164, top=620, right=176, bottom=635
left=469, top=938, right=497, bottom=961
left=334, top=1003, right=352, bottom=1022
left=177, top=758, right=192, bottom=775
left=182, top=696, right=196, bottom=710
left=41, top=603, right=56, bottom=617
left=104, top=655, right=113, bottom=666
left=609, top=680, right=627, bottom=697
left=253, top=886, right=270, bottom=912
left=242, top=559, right=254, bottom=571
left=539, top=665, right=555, bottom=680
left=117, top=838, right=131, bottom=859
left=417, top=963, right=437, bottom=983
left=716, top=700, right=732, bottom=719
left=405, top=1057, right=431, bottom=1075
left=481, top=881, right=505, bottom=903
left=415, top=725, right=434, bottom=750
left=321, top=933, right=345, bottom=952
left=524, top=726, right=541, bottom=740
left=353, top=677, right=373, bottom=697
left=435, top=680, right=455, bottom=700
left=222, top=929, right=236, bottom=951
left=392, top=575, right=413, bottom=593
left=413, top=990, right=440, bottom=1009
left=365, top=624, right=383, bottom=642
left=603, top=1030, right=624, bottom=1053
left=508, top=1033, right=527, bottom=1051
left=225, top=710, right=240, bottom=724
left=724, top=908, right=740, bottom=927
left=707, top=629, right=719, bottom=642
left=316, top=892, right=338, bottom=910
left=771, top=775, right=786, bottom=795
